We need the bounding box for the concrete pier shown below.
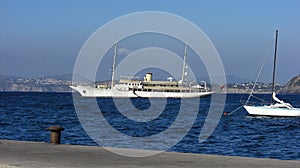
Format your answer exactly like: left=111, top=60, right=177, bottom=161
left=0, top=140, right=299, bottom=168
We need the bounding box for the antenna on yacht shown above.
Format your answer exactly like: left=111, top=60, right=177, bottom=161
left=111, top=42, right=118, bottom=88
left=181, top=42, right=188, bottom=83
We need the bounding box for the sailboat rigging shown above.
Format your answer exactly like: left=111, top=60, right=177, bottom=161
left=243, top=30, right=300, bottom=117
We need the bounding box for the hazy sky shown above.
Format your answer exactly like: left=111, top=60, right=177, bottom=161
left=1, top=0, right=299, bottom=83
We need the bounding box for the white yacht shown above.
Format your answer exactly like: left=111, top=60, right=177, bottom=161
left=70, top=43, right=214, bottom=98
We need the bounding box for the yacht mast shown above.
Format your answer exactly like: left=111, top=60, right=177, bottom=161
left=111, top=42, right=118, bottom=88
left=181, top=43, right=188, bottom=83
left=271, top=30, right=278, bottom=104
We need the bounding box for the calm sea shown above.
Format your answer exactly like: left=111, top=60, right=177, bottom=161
left=0, top=92, right=299, bottom=160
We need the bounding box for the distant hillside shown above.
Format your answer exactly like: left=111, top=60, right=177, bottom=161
left=0, top=74, right=23, bottom=80
left=0, top=73, right=73, bottom=80
left=197, top=75, right=252, bottom=84
left=0, top=74, right=72, bottom=92
left=39, top=74, right=73, bottom=81
left=279, top=74, right=300, bottom=94
left=0, top=73, right=95, bottom=92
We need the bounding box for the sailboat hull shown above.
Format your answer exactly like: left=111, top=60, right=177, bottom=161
left=243, top=105, right=300, bottom=117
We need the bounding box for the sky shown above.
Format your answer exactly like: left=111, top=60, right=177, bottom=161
left=0, top=0, right=299, bottom=83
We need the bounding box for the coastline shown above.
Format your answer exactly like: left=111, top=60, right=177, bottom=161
left=1, top=90, right=299, bottom=95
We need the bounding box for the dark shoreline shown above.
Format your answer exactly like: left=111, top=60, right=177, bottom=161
left=1, top=91, right=299, bottom=95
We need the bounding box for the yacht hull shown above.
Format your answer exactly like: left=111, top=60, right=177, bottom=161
left=70, top=85, right=213, bottom=98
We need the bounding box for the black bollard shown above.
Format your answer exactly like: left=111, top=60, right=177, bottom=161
left=47, top=126, right=64, bottom=144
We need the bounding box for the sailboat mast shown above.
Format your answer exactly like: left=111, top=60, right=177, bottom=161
left=271, top=30, right=279, bottom=103
left=111, top=42, right=118, bottom=88
left=181, top=43, right=188, bottom=83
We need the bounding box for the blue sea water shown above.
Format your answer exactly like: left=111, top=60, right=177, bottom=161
left=0, top=92, right=299, bottom=160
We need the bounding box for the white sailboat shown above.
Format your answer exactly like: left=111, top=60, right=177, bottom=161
left=70, top=43, right=214, bottom=98
left=243, top=30, right=300, bottom=117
